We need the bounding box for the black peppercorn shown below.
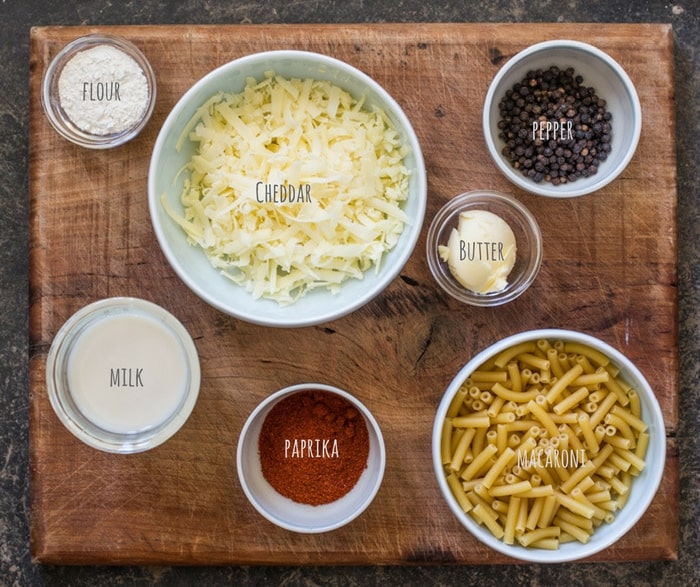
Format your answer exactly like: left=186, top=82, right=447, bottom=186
left=497, top=65, right=612, bottom=185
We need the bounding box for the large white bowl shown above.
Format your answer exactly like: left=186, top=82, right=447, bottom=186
left=149, top=50, right=427, bottom=327
left=237, top=383, right=386, bottom=533
left=483, top=40, right=641, bottom=198
left=432, top=328, right=666, bottom=563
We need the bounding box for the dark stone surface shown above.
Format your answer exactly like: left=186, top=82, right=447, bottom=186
left=2, top=2, right=697, bottom=585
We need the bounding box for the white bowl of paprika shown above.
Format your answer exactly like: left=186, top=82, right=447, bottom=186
left=236, top=383, right=386, bottom=533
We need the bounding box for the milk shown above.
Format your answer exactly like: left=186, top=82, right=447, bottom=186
left=66, top=311, right=189, bottom=434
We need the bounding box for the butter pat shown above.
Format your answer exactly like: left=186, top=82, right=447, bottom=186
left=438, top=210, right=517, bottom=293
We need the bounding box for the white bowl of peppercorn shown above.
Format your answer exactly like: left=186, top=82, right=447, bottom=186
left=237, top=383, right=386, bottom=533
left=483, top=40, right=641, bottom=198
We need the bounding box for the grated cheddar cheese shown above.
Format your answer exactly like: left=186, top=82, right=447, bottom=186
left=163, top=72, right=411, bottom=305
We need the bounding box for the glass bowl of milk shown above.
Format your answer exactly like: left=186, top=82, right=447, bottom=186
left=426, top=190, right=543, bottom=307
left=46, top=297, right=200, bottom=453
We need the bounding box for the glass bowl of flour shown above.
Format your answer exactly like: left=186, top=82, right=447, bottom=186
left=41, top=34, right=157, bottom=149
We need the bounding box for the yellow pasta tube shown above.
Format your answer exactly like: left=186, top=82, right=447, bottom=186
left=487, top=395, right=506, bottom=418
left=589, top=391, right=619, bottom=427
left=491, top=499, right=508, bottom=514
left=604, top=413, right=636, bottom=447
left=482, top=447, right=517, bottom=488
left=519, top=484, right=555, bottom=499
left=559, top=424, right=585, bottom=452
left=607, top=451, right=632, bottom=472
left=447, top=473, right=472, bottom=512
left=489, top=480, right=532, bottom=497
left=449, top=427, right=476, bottom=472
left=503, top=496, right=520, bottom=545
left=547, top=348, right=565, bottom=379
left=473, top=482, right=494, bottom=504
left=494, top=341, right=538, bottom=368
left=545, top=364, right=584, bottom=404
left=467, top=490, right=494, bottom=513
left=518, top=352, right=551, bottom=371
left=572, top=371, right=610, bottom=387
left=613, top=447, right=646, bottom=473
left=471, top=370, right=509, bottom=383
left=560, top=460, right=597, bottom=494
left=628, top=389, right=641, bottom=418
left=578, top=413, right=599, bottom=454
left=556, top=508, right=594, bottom=531
left=608, top=472, right=630, bottom=497
left=472, top=504, right=505, bottom=539
left=635, top=431, right=650, bottom=461
left=507, top=362, right=522, bottom=392
left=518, top=526, right=561, bottom=547
left=532, top=538, right=560, bottom=549
left=492, top=412, right=516, bottom=425
left=591, top=443, right=615, bottom=468
left=563, top=342, right=610, bottom=367
left=603, top=374, right=630, bottom=406
left=460, top=443, right=498, bottom=481
left=610, top=405, right=649, bottom=432
left=553, top=517, right=591, bottom=544
left=516, top=495, right=529, bottom=534
left=452, top=413, right=491, bottom=428
left=472, top=427, right=487, bottom=458
left=604, top=434, right=633, bottom=450
left=555, top=491, right=595, bottom=519
left=537, top=338, right=554, bottom=353
left=446, top=386, right=469, bottom=418
left=575, top=354, right=596, bottom=374
left=491, top=382, right=541, bottom=403
left=553, top=386, right=590, bottom=415
left=573, top=476, right=595, bottom=494
left=496, top=424, right=508, bottom=454
left=441, top=419, right=454, bottom=465
left=527, top=400, right=560, bottom=437
left=537, top=494, right=558, bottom=528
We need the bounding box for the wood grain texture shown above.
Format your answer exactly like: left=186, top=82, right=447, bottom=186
left=28, top=23, right=678, bottom=565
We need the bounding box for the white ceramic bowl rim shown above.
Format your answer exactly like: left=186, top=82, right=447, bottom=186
left=483, top=40, right=642, bottom=198
left=237, top=382, right=386, bottom=533
left=149, top=50, right=427, bottom=327
left=432, top=328, right=666, bottom=562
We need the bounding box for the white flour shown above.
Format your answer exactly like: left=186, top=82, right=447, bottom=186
left=58, top=44, right=149, bottom=136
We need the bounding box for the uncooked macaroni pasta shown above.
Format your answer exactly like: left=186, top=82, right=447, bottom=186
left=440, top=338, right=650, bottom=549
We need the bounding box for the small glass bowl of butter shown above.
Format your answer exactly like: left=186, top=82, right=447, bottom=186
left=426, top=190, right=542, bottom=306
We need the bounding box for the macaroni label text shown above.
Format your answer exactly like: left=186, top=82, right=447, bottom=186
left=517, top=448, right=588, bottom=469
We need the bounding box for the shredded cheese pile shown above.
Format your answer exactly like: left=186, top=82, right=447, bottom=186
left=163, top=72, right=411, bottom=305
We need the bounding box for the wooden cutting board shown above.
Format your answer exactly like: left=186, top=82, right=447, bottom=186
left=28, top=23, right=678, bottom=565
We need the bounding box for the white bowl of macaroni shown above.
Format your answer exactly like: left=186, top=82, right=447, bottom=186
left=149, top=50, right=427, bottom=327
left=432, top=329, right=665, bottom=562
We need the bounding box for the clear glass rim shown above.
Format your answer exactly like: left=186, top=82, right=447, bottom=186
left=45, top=297, right=200, bottom=454
left=40, top=33, right=157, bottom=149
left=426, top=190, right=543, bottom=307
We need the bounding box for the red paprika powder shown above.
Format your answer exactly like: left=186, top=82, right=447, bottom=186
left=258, top=389, right=370, bottom=505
